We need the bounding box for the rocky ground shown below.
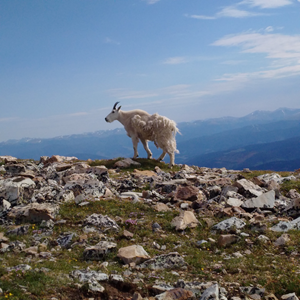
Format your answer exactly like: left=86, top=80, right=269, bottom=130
left=0, top=155, right=300, bottom=300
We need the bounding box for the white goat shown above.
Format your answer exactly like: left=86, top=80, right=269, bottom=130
left=105, top=102, right=180, bottom=166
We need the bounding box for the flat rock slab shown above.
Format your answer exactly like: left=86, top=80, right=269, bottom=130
left=139, top=252, right=187, bottom=270
left=211, top=217, right=246, bottom=232
left=154, top=203, right=172, bottom=212
left=7, top=203, right=59, bottom=223
left=156, top=288, right=193, bottom=300
left=226, top=198, right=243, bottom=207
left=242, top=190, right=275, bottom=209
left=133, top=169, right=157, bottom=177
left=114, top=158, right=141, bottom=168
left=0, top=156, right=17, bottom=163
left=117, top=245, right=150, bottom=265
left=235, top=179, right=263, bottom=197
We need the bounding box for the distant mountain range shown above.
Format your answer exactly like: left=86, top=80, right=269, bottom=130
left=1, top=107, right=300, bottom=171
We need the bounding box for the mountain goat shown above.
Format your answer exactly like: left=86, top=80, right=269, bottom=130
left=105, top=102, right=180, bottom=166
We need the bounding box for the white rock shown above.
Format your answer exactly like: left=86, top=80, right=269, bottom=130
left=171, top=211, right=199, bottom=231
left=117, top=245, right=150, bottom=265
left=227, top=198, right=243, bottom=207
left=281, top=293, right=299, bottom=300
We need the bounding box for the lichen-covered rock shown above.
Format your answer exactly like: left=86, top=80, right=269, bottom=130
left=211, top=217, right=246, bottom=232
left=200, top=283, right=219, bottom=300
left=56, top=232, right=75, bottom=249
left=70, top=268, right=108, bottom=283
left=0, top=177, right=36, bottom=205
left=83, top=241, right=117, bottom=260
left=84, top=213, right=120, bottom=232
left=139, top=252, right=187, bottom=270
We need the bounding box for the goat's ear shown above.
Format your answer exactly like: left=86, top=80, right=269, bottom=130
left=117, top=106, right=121, bottom=111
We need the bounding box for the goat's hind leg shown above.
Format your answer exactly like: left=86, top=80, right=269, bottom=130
left=158, top=150, right=167, bottom=161
left=131, top=136, right=139, bottom=159
left=141, top=138, right=152, bottom=159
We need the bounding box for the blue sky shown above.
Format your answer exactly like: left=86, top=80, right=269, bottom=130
left=1, top=0, right=300, bottom=142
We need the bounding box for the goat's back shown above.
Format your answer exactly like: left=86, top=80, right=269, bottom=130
left=131, top=113, right=179, bottom=152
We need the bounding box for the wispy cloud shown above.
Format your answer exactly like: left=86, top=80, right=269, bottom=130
left=186, top=0, right=294, bottom=20
left=106, top=85, right=212, bottom=106
left=216, top=6, right=264, bottom=18
left=0, top=117, right=18, bottom=123
left=216, top=64, right=300, bottom=82
left=163, top=56, right=189, bottom=65
left=187, top=14, right=216, bottom=20
left=104, top=37, right=120, bottom=45
left=221, top=60, right=245, bottom=65
left=239, top=0, right=293, bottom=9
left=143, top=0, right=161, bottom=4
left=213, top=31, right=300, bottom=80
left=213, top=32, right=300, bottom=60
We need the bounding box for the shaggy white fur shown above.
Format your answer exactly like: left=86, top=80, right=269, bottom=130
left=105, top=103, right=180, bottom=166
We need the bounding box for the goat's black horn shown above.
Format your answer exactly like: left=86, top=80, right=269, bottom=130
left=113, top=102, right=120, bottom=109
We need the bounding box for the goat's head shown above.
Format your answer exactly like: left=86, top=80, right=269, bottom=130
left=105, top=102, right=121, bottom=123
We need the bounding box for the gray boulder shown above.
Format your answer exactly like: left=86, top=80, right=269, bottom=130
left=0, top=177, right=36, bottom=205
left=83, top=241, right=117, bottom=260
left=242, top=190, right=275, bottom=209
left=200, top=283, right=219, bottom=300
left=139, top=252, right=187, bottom=270
left=235, top=179, right=263, bottom=197
left=271, top=216, right=300, bottom=232
left=211, top=217, right=246, bottom=232
left=84, top=213, right=120, bottom=232
left=7, top=203, right=59, bottom=223
left=70, top=268, right=108, bottom=283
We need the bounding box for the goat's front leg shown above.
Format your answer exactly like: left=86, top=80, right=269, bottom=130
left=168, top=152, right=175, bottom=167
left=140, top=138, right=152, bottom=159
left=131, top=136, right=139, bottom=159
